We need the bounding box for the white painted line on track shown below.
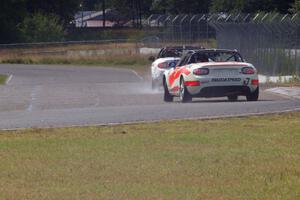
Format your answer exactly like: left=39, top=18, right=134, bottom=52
left=94, top=96, right=100, bottom=107
left=5, top=74, right=13, bottom=85
left=27, top=86, right=39, bottom=112
left=131, top=70, right=144, bottom=81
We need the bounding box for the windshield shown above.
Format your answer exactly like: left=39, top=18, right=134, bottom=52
left=161, top=49, right=182, bottom=58
left=191, top=52, right=243, bottom=63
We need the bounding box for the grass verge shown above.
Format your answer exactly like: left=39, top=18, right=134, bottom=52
left=0, top=74, right=8, bottom=85
left=0, top=112, right=300, bottom=199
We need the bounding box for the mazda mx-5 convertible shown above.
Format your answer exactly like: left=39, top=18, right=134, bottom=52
left=150, top=46, right=204, bottom=89
left=163, top=49, right=259, bottom=102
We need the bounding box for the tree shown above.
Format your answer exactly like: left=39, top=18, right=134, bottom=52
left=83, top=0, right=102, bottom=10
left=25, top=0, right=81, bottom=24
left=290, top=0, right=300, bottom=13
left=151, top=0, right=211, bottom=14
left=210, top=0, right=294, bottom=13
left=0, top=0, right=27, bottom=43
left=210, top=0, right=245, bottom=13
left=272, top=0, right=294, bottom=13
left=105, top=0, right=152, bottom=27
left=19, top=13, right=64, bottom=42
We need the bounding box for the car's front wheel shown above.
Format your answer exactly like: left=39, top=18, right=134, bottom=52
left=179, top=78, right=192, bottom=103
left=163, top=79, right=173, bottom=102
left=246, top=87, right=259, bottom=101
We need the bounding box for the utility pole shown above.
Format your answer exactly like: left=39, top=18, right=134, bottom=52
left=135, top=0, right=139, bottom=27
left=102, top=0, right=106, bottom=28
left=80, top=3, right=83, bottom=27
left=132, top=0, right=135, bottom=27
left=134, top=0, right=142, bottom=28
left=138, top=0, right=142, bottom=28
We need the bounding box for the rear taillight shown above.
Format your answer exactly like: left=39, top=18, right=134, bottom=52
left=158, top=62, right=168, bottom=69
left=193, top=68, right=209, bottom=76
left=242, top=67, right=255, bottom=74
left=251, top=79, right=259, bottom=86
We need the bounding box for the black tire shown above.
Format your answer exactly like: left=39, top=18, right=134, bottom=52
left=228, top=95, right=238, bottom=102
left=163, top=79, right=173, bottom=102
left=179, top=78, right=192, bottom=103
left=246, top=87, right=259, bottom=101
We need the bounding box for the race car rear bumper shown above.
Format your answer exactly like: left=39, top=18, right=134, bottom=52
left=192, top=86, right=252, bottom=98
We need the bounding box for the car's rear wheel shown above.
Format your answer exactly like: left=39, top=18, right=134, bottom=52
left=179, top=78, right=192, bottom=103
left=228, top=95, right=238, bottom=102
left=246, top=87, right=259, bottom=101
left=163, top=78, right=173, bottom=102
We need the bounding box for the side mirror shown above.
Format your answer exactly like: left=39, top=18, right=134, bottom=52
left=148, top=56, right=155, bottom=62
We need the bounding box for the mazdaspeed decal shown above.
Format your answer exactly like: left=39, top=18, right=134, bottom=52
left=211, top=78, right=242, bottom=82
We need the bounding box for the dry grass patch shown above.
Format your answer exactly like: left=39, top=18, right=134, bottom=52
left=0, top=42, right=151, bottom=77
left=0, top=74, right=8, bottom=85
left=0, top=54, right=151, bottom=77
left=0, top=43, right=140, bottom=57
left=0, top=112, right=300, bottom=199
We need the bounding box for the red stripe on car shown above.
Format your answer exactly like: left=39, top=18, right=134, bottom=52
left=169, top=67, right=191, bottom=87
left=185, top=81, right=200, bottom=86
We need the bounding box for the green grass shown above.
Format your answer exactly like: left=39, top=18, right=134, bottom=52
left=0, top=112, right=300, bottom=199
left=0, top=74, right=8, bottom=84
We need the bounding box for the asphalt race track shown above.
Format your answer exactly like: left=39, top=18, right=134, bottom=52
left=0, top=64, right=299, bottom=130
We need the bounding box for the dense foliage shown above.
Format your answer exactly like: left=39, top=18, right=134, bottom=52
left=0, top=0, right=299, bottom=43
left=19, top=13, right=64, bottom=43
left=210, top=0, right=295, bottom=13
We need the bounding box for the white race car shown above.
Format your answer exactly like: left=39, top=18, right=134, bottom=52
left=150, top=46, right=202, bottom=89
left=163, top=49, right=259, bottom=102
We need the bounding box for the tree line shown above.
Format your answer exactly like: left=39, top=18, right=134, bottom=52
left=1, top=0, right=299, bottom=43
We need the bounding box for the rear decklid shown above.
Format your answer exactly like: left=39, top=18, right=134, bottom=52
left=197, top=62, right=253, bottom=77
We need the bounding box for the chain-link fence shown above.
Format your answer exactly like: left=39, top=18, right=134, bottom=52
left=145, top=13, right=300, bottom=76
left=145, top=14, right=215, bottom=45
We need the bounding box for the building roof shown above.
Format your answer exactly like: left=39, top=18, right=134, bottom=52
left=75, top=9, right=124, bottom=21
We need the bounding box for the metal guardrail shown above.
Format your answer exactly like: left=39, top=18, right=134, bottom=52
left=0, top=39, right=138, bottom=49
